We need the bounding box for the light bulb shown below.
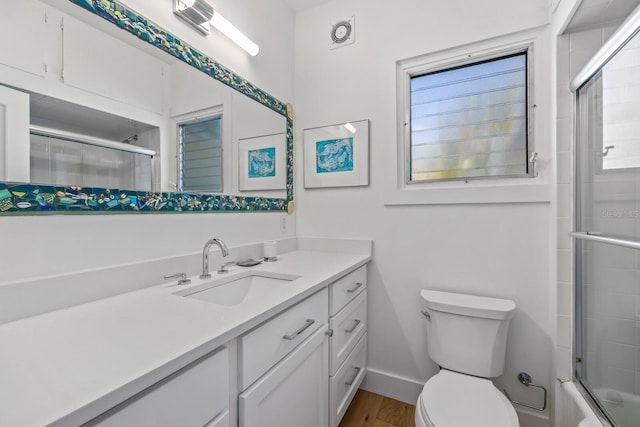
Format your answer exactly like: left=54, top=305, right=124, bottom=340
left=210, top=12, right=260, bottom=56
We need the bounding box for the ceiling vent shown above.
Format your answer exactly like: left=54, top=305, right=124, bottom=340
left=329, top=16, right=355, bottom=49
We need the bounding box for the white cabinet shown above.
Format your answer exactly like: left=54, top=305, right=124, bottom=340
left=84, top=265, right=367, bottom=427
left=62, top=14, right=165, bottom=114
left=329, top=333, right=367, bottom=427
left=0, top=85, right=30, bottom=182
left=239, top=326, right=329, bottom=427
left=328, top=265, right=367, bottom=427
left=329, top=289, right=367, bottom=374
left=0, top=0, right=46, bottom=77
left=87, top=346, right=229, bottom=427
left=329, top=266, right=367, bottom=315
left=205, top=410, right=230, bottom=427
left=238, top=288, right=328, bottom=390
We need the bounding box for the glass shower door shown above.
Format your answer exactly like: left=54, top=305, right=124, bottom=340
left=574, top=27, right=640, bottom=427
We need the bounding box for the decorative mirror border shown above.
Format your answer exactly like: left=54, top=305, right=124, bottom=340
left=0, top=0, right=293, bottom=214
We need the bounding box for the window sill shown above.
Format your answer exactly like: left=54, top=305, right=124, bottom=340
left=383, top=182, right=551, bottom=206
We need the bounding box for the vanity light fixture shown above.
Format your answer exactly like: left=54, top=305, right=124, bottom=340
left=174, top=0, right=260, bottom=56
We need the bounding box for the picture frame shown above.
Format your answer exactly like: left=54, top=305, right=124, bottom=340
left=303, top=119, right=369, bottom=188
left=239, top=133, right=286, bottom=191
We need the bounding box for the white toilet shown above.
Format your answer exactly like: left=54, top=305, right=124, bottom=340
left=416, top=289, right=520, bottom=427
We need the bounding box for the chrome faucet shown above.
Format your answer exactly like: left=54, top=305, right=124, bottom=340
left=200, top=238, right=229, bottom=279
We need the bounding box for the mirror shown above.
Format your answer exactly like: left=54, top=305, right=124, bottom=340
left=0, top=0, right=293, bottom=213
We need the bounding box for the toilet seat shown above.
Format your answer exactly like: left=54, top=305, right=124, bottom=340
left=416, top=370, right=519, bottom=427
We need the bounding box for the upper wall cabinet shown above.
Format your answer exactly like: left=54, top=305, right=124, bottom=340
left=0, top=0, right=46, bottom=77
left=63, top=15, right=166, bottom=115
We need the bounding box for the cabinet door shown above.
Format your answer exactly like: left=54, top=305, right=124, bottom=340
left=205, top=409, right=230, bottom=427
left=87, top=346, right=229, bottom=427
left=62, top=14, right=165, bottom=114
left=239, top=326, right=328, bottom=427
left=0, top=0, right=46, bottom=77
left=0, top=85, right=30, bottom=182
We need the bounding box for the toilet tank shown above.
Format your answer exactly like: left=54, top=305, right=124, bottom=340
left=420, top=290, right=516, bottom=378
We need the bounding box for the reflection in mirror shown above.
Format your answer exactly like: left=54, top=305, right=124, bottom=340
left=599, top=30, right=640, bottom=171
left=28, top=94, right=159, bottom=192
left=577, top=29, right=640, bottom=174
left=177, top=114, right=222, bottom=193
left=0, top=0, right=292, bottom=213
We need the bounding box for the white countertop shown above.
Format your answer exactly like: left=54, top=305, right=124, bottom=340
left=0, top=249, right=370, bottom=427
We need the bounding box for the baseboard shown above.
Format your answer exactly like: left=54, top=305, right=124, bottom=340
left=360, top=367, right=424, bottom=405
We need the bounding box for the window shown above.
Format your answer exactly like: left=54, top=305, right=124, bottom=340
left=178, top=115, right=222, bottom=193
left=407, top=50, right=532, bottom=183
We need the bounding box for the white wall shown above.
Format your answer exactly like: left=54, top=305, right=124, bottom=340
left=0, top=0, right=297, bottom=320
left=294, top=0, right=553, bottom=424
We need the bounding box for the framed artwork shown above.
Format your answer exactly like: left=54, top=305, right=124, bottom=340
left=303, top=119, right=369, bottom=188
left=239, top=133, right=286, bottom=191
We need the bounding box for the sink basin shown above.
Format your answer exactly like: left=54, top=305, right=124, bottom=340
left=174, top=272, right=300, bottom=306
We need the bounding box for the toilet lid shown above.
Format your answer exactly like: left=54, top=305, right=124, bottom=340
left=420, top=370, right=519, bottom=427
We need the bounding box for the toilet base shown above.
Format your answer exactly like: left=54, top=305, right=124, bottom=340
left=414, top=392, right=430, bottom=427
left=415, top=370, right=519, bottom=427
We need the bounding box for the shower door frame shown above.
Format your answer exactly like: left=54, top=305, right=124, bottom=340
left=570, top=5, right=640, bottom=427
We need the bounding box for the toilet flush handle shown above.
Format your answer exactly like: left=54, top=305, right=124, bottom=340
left=421, top=309, right=431, bottom=320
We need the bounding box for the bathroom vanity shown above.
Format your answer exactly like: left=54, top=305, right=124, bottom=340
left=0, top=240, right=370, bottom=427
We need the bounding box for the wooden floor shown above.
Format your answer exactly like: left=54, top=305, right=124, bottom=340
left=339, top=389, right=416, bottom=427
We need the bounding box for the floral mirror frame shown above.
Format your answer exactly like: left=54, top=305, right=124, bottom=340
left=0, top=0, right=293, bottom=214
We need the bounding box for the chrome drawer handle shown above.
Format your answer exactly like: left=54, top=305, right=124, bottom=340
left=346, top=282, right=363, bottom=293
left=345, top=319, right=361, bottom=334
left=283, top=319, right=315, bottom=340
left=345, top=366, right=361, bottom=386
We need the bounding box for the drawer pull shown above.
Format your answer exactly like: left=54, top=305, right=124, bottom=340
left=283, top=319, right=315, bottom=340
left=347, top=282, right=364, bottom=293
left=345, top=366, right=362, bottom=386
left=345, top=319, right=361, bottom=334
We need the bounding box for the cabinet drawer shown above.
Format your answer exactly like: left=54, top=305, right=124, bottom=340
left=88, top=346, right=229, bottom=427
left=239, top=288, right=328, bottom=390
left=329, top=289, right=367, bottom=375
left=329, top=265, right=367, bottom=316
left=330, top=332, right=367, bottom=427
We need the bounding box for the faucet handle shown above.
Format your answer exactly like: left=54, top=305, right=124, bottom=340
left=164, top=273, right=191, bottom=285
left=218, top=260, right=236, bottom=274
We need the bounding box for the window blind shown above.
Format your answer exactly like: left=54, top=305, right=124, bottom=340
left=179, top=116, right=222, bottom=192
left=409, top=51, right=529, bottom=181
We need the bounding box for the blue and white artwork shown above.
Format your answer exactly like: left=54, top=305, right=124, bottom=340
left=248, top=147, right=276, bottom=178
left=315, top=138, right=354, bottom=173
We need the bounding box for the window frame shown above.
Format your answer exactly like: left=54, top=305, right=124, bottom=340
left=400, top=42, right=536, bottom=186
left=176, top=111, right=224, bottom=194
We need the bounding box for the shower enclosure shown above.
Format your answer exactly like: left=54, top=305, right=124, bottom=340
left=572, top=8, right=640, bottom=427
